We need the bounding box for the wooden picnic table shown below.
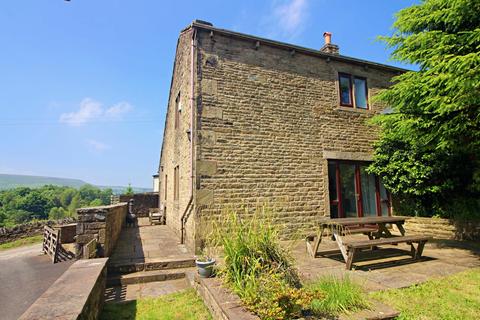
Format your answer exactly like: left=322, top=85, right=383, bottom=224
left=306, top=216, right=431, bottom=270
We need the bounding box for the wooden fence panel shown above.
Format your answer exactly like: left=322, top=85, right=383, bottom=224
left=43, top=226, right=60, bottom=263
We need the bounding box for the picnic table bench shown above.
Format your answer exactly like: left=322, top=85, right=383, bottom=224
left=306, top=216, right=431, bottom=270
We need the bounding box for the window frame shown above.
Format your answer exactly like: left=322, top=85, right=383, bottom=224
left=353, top=76, right=369, bottom=109
left=164, top=174, right=167, bottom=201
left=173, top=166, right=179, bottom=201
left=328, top=160, right=391, bottom=218
left=174, top=92, right=180, bottom=129
left=338, top=72, right=354, bottom=107
left=338, top=73, right=369, bottom=110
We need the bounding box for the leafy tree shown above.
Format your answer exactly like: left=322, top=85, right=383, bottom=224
left=49, top=207, right=67, bottom=220
left=89, top=199, right=103, bottom=207
left=0, top=185, right=113, bottom=227
left=60, top=187, right=77, bottom=207
left=124, top=183, right=134, bottom=196
left=369, top=0, right=480, bottom=216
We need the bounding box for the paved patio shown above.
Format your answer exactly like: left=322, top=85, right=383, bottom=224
left=291, top=234, right=480, bottom=291
left=108, top=217, right=193, bottom=267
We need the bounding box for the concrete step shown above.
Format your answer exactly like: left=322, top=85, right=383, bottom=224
left=107, top=267, right=194, bottom=286
left=108, top=257, right=196, bottom=274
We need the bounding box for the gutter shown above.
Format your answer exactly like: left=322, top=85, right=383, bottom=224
left=180, top=27, right=197, bottom=244
left=183, top=21, right=409, bottom=74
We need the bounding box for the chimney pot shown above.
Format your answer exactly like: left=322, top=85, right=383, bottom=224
left=320, top=31, right=339, bottom=55
left=323, top=32, right=332, bottom=45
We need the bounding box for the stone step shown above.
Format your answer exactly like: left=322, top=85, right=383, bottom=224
left=108, top=257, right=196, bottom=274
left=106, top=267, right=194, bottom=286
left=105, top=278, right=192, bottom=303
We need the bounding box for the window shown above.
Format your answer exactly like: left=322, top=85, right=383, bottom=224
left=328, top=160, right=390, bottom=218
left=173, top=166, right=179, bottom=201
left=174, top=92, right=180, bottom=129
left=339, top=73, right=353, bottom=106
left=338, top=73, right=368, bottom=109
left=164, top=174, right=167, bottom=201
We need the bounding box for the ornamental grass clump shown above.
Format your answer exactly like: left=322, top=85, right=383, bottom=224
left=209, top=206, right=319, bottom=320
left=307, top=275, right=370, bottom=316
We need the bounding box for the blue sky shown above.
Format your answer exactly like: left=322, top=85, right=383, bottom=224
left=0, top=0, right=417, bottom=188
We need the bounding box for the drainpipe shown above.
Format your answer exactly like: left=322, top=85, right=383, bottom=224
left=180, top=27, right=197, bottom=244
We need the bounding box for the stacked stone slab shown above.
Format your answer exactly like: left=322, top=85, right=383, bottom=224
left=76, top=203, right=128, bottom=258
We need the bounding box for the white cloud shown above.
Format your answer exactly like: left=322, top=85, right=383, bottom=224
left=105, top=101, right=133, bottom=119
left=59, top=98, right=133, bottom=126
left=265, top=0, right=309, bottom=40
left=86, top=139, right=110, bottom=152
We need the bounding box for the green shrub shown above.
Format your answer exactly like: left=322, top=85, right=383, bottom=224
left=208, top=206, right=314, bottom=319
left=242, top=272, right=314, bottom=320
left=307, top=276, right=370, bottom=316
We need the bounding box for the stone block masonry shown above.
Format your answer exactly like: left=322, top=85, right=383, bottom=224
left=76, top=203, right=128, bottom=258
left=158, top=22, right=405, bottom=251
left=404, top=217, right=480, bottom=241
left=119, top=192, right=159, bottom=217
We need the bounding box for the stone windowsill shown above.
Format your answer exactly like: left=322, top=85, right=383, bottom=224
left=335, top=106, right=375, bottom=114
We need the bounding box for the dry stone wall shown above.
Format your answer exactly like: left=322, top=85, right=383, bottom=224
left=404, top=217, right=480, bottom=240
left=119, top=192, right=159, bottom=217
left=76, top=203, right=127, bottom=258
left=0, top=218, right=76, bottom=245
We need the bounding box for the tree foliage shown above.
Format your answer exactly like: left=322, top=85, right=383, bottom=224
left=369, top=0, right=480, bottom=217
left=0, top=185, right=113, bottom=227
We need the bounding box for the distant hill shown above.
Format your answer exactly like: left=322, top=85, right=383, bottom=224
left=0, top=174, right=152, bottom=194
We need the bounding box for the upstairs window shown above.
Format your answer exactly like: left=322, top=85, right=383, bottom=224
left=174, top=92, right=180, bottom=129
left=338, top=73, right=368, bottom=109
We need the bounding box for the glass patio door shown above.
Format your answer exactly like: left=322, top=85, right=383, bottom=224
left=328, top=160, right=391, bottom=218
left=339, top=163, right=357, bottom=218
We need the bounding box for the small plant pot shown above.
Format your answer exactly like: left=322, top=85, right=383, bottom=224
left=195, top=258, right=216, bottom=278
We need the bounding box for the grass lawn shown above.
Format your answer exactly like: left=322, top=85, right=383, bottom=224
left=371, top=268, right=480, bottom=320
left=100, top=289, right=212, bottom=320
left=0, top=235, right=43, bottom=251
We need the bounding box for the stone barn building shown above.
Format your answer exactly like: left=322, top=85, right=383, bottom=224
left=158, top=20, right=405, bottom=251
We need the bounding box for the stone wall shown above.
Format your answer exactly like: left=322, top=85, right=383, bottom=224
left=404, top=217, right=480, bottom=240
left=76, top=203, right=128, bottom=258
left=192, top=27, right=398, bottom=246
left=0, top=218, right=76, bottom=245
left=119, top=192, right=159, bottom=217
left=159, top=28, right=196, bottom=248
left=19, top=258, right=108, bottom=320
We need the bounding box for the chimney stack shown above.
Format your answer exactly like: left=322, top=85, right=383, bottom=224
left=320, top=32, right=339, bottom=55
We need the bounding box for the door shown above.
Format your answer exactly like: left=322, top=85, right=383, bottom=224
left=328, top=160, right=391, bottom=218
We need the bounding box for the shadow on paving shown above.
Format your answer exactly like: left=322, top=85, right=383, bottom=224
left=109, top=222, right=146, bottom=266
left=322, top=247, right=437, bottom=271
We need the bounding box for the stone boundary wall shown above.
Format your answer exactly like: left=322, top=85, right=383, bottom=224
left=19, top=258, right=108, bottom=320
left=194, top=274, right=259, bottom=320
left=119, top=192, right=159, bottom=217
left=76, top=203, right=128, bottom=258
left=0, top=218, right=76, bottom=245
left=404, top=217, right=480, bottom=240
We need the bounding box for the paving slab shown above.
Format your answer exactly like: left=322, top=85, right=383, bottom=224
left=292, top=236, right=480, bottom=291
left=108, top=220, right=193, bottom=268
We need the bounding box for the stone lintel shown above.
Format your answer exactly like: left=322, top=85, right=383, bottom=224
left=323, top=151, right=373, bottom=162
